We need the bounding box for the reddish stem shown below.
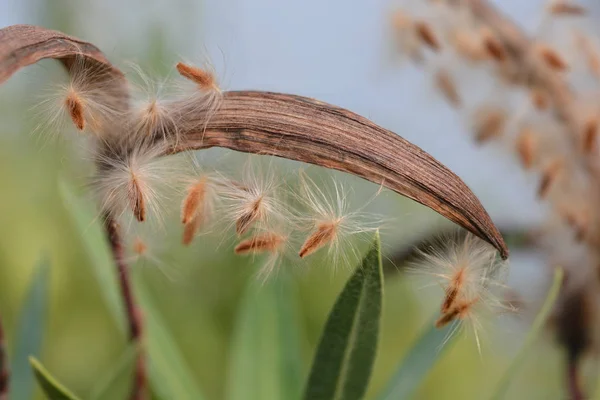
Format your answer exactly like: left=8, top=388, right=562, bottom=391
left=103, top=214, right=146, bottom=400
left=0, top=315, right=8, bottom=400
left=567, top=359, right=584, bottom=400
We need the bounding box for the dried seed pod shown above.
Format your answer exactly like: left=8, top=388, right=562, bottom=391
left=435, top=69, right=461, bottom=108
left=415, top=21, right=441, bottom=52
left=481, top=28, right=506, bottom=62
left=299, top=222, right=338, bottom=258
left=582, top=116, right=598, bottom=154
left=516, top=128, right=537, bottom=169
left=530, top=87, right=549, bottom=111
left=549, top=2, right=587, bottom=15
left=538, top=159, right=563, bottom=199
left=473, top=107, right=506, bottom=144
left=537, top=45, right=569, bottom=71
left=234, top=232, right=285, bottom=255
left=65, top=91, right=85, bottom=130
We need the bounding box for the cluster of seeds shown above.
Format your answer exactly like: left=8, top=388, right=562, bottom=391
left=37, top=53, right=384, bottom=279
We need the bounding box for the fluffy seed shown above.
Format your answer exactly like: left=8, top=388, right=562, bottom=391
left=133, top=237, right=147, bottom=255
left=441, top=267, right=467, bottom=313
left=415, top=22, right=440, bottom=51
left=538, top=159, right=563, bottom=199
left=549, top=2, right=586, bottom=15
left=128, top=174, right=146, bottom=222
left=234, top=232, right=285, bottom=255
left=582, top=116, right=598, bottom=154
left=182, top=216, right=201, bottom=246
left=236, top=198, right=263, bottom=236
left=452, top=30, right=488, bottom=62
left=176, top=62, right=219, bottom=91
left=299, top=222, right=338, bottom=258
left=181, top=177, right=208, bottom=224
left=516, top=128, right=537, bottom=169
left=481, top=29, right=506, bottom=62
left=435, top=69, right=461, bottom=108
left=537, top=45, right=569, bottom=71
left=435, top=297, right=479, bottom=328
left=65, top=91, right=85, bottom=130
left=473, top=108, right=506, bottom=144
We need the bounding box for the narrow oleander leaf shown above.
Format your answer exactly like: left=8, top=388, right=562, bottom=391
left=9, top=256, right=50, bottom=400
left=227, top=277, right=303, bottom=400
left=303, top=232, right=383, bottom=400
left=377, top=317, right=456, bottom=400
left=491, top=267, right=563, bottom=399
left=59, top=178, right=127, bottom=334
left=89, top=344, right=138, bottom=400
left=29, top=357, right=81, bottom=400
left=0, top=24, right=508, bottom=259
left=134, top=281, right=205, bottom=400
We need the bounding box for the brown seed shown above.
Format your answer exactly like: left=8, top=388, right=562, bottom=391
left=415, top=22, right=440, bottom=52
left=435, top=297, right=478, bottom=328
left=181, top=177, right=207, bottom=224
left=538, top=159, right=563, bottom=199
left=65, top=92, right=85, bottom=130
left=474, top=108, right=506, bottom=144
left=575, top=32, right=600, bottom=78
left=549, top=2, right=586, bottom=15
left=529, top=88, right=549, bottom=111
left=452, top=30, right=487, bottom=62
left=133, top=237, right=147, bottom=255
left=299, top=222, right=338, bottom=258
left=582, top=116, right=598, bottom=154
left=236, top=198, right=262, bottom=236
left=128, top=174, right=146, bottom=222
left=441, top=268, right=466, bottom=313
left=435, top=69, right=461, bottom=108
left=234, top=232, right=285, bottom=255
left=176, top=62, right=216, bottom=90
left=481, top=29, right=506, bottom=62
left=516, top=128, right=537, bottom=169
left=537, top=45, right=569, bottom=71
left=182, top=215, right=201, bottom=246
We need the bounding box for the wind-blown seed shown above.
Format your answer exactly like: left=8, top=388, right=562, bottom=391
left=234, top=232, right=285, bottom=255
left=530, top=88, right=549, bottom=111
left=582, top=116, right=598, bottom=154
left=516, top=128, right=537, bottom=169
left=299, top=222, right=338, bottom=258
left=538, top=159, right=562, bottom=199
left=415, top=22, right=440, bottom=51
left=575, top=32, right=600, bottom=78
left=452, top=31, right=488, bottom=62
left=481, top=29, right=506, bottom=62
left=537, top=45, right=569, bottom=71
left=133, top=237, right=147, bottom=255
left=474, top=108, right=506, bottom=144
left=441, top=267, right=466, bottom=313
left=176, top=62, right=218, bottom=91
left=182, top=216, right=201, bottom=246
left=65, top=92, right=85, bottom=130
left=435, top=297, right=478, bottom=328
left=236, top=198, right=262, bottom=236
left=435, top=69, right=461, bottom=108
left=128, top=175, right=146, bottom=222
left=182, top=177, right=207, bottom=224
left=549, top=2, right=586, bottom=15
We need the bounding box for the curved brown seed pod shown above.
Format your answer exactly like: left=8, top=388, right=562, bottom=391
left=0, top=24, right=508, bottom=259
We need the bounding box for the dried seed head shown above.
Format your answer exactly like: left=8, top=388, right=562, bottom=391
left=537, top=44, right=569, bottom=71
left=234, top=231, right=286, bottom=255
left=538, top=158, right=563, bottom=199
left=415, top=21, right=441, bottom=52
left=473, top=107, right=506, bottom=144
left=582, top=116, right=598, bottom=154
left=530, top=87, right=549, bottom=111
left=435, top=69, right=461, bottom=108
left=516, top=128, right=538, bottom=169
left=549, top=2, right=586, bottom=15
left=481, top=28, right=506, bottom=62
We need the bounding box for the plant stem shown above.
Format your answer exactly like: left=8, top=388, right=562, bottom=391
left=0, top=314, right=7, bottom=400
left=567, top=359, right=584, bottom=400
left=103, top=214, right=146, bottom=400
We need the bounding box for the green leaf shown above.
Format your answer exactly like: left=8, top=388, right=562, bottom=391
left=227, top=277, right=303, bottom=400
left=58, top=178, right=126, bottom=334
left=377, top=317, right=456, bottom=400
left=134, top=281, right=206, bottom=400
left=29, top=357, right=81, bottom=400
left=303, top=232, right=383, bottom=400
left=89, top=344, right=139, bottom=400
left=491, top=267, right=564, bottom=400
left=10, top=256, right=50, bottom=400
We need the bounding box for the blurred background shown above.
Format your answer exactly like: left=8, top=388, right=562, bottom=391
left=1, top=0, right=598, bottom=398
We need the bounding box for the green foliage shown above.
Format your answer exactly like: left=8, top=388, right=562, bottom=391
left=10, top=257, right=50, bottom=400
left=227, top=277, right=303, bottom=400
left=89, top=344, right=138, bottom=400
left=377, top=317, right=456, bottom=400
left=30, top=357, right=81, bottom=400
left=303, top=232, right=383, bottom=400
left=491, top=267, right=564, bottom=399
